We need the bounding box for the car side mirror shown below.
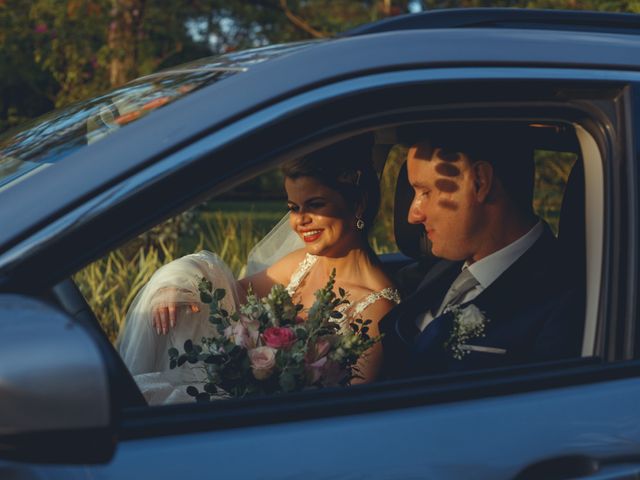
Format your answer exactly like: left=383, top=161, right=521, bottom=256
left=0, top=294, right=116, bottom=464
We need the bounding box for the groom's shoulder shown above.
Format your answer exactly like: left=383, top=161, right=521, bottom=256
left=393, top=257, right=459, bottom=297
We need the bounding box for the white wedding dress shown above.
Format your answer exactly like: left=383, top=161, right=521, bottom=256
left=118, top=250, right=400, bottom=405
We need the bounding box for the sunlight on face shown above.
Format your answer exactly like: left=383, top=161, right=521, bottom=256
left=407, top=144, right=480, bottom=261
left=284, top=176, right=360, bottom=257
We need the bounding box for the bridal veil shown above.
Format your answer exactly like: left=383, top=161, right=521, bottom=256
left=117, top=214, right=302, bottom=404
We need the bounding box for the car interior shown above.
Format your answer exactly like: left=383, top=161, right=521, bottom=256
left=43, top=115, right=594, bottom=408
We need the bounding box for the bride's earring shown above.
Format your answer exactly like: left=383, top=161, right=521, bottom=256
left=356, top=216, right=365, bottom=231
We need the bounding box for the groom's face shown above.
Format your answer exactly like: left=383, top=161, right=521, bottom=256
left=406, top=142, right=486, bottom=261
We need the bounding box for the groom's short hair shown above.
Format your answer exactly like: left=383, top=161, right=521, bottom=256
left=406, top=124, right=535, bottom=216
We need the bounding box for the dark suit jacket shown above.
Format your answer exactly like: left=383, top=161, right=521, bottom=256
left=380, top=225, right=584, bottom=379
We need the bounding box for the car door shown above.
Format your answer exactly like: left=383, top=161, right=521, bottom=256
left=2, top=60, right=640, bottom=480
left=90, top=72, right=640, bottom=480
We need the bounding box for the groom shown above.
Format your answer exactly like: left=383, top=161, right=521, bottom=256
left=380, top=125, right=584, bottom=378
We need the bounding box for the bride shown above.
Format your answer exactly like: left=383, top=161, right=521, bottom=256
left=118, top=135, right=400, bottom=404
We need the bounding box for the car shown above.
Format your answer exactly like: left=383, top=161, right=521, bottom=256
left=1, top=7, right=640, bottom=479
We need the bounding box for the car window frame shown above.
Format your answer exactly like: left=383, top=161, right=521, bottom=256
left=0, top=67, right=637, bottom=437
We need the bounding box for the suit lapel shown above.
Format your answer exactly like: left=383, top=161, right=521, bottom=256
left=469, top=224, right=557, bottom=323
left=394, top=259, right=462, bottom=343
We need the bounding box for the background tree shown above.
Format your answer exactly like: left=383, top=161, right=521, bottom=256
left=0, top=0, right=415, bottom=133
left=1, top=0, right=638, bottom=134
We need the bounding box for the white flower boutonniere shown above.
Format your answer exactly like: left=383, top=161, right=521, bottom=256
left=444, top=304, right=489, bottom=360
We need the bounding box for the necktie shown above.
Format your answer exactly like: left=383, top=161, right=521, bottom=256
left=434, top=268, right=479, bottom=317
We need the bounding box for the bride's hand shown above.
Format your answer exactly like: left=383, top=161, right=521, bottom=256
left=152, top=302, right=200, bottom=335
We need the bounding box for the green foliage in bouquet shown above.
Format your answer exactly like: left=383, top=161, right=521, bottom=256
left=169, top=270, right=380, bottom=401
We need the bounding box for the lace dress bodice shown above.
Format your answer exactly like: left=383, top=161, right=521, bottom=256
left=286, top=253, right=401, bottom=332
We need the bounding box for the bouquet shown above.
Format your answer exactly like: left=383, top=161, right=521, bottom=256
left=168, top=270, right=380, bottom=401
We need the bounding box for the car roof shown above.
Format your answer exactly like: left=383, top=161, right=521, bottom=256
left=344, top=8, right=640, bottom=36
left=2, top=9, right=640, bottom=256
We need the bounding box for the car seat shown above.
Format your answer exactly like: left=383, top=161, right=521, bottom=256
left=391, top=161, right=438, bottom=294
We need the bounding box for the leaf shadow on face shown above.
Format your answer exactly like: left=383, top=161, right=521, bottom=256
left=433, top=150, right=463, bottom=210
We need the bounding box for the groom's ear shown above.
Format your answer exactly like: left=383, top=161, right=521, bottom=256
left=471, top=161, right=494, bottom=203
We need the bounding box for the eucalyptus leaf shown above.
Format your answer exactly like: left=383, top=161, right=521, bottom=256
left=203, top=354, right=218, bottom=364
left=186, top=386, right=199, bottom=397
left=200, top=292, right=213, bottom=303
left=279, top=372, right=296, bottom=392
left=204, top=383, right=218, bottom=394
left=195, top=392, right=211, bottom=403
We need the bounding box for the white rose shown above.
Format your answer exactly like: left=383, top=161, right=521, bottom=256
left=456, top=304, right=485, bottom=329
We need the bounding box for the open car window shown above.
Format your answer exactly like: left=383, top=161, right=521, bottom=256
left=72, top=122, right=591, bottom=406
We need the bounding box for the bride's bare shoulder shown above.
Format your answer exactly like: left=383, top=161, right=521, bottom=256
left=239, top=249, right=307, bottom=295
left=267, top=248, right=308, bottom=283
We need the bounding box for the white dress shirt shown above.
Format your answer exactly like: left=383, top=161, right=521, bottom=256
left=416, top=221, right=544, bottom=331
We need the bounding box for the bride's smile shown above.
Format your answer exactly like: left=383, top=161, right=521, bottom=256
left=285, top=176, right=363, bottom=258
left=300, top=229, right=323, bottom=243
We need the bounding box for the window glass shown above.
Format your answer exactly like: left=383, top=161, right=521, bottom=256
left=0, top=42, right=314, bottom=193
left=73, top=126, right=585, bottom=407
left=77, top=151, right=402, bottom=344
left=533, top=150, right=577, bottom=234
left=373, top=144, right=406, bottom=255
left=75, top=169, right=288, bottom=343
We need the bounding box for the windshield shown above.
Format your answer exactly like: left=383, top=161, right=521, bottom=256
left=0, top=42, right=314, bottom=193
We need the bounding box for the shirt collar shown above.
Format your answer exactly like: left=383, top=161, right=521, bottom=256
left=465, top=220, right=544, bottom=289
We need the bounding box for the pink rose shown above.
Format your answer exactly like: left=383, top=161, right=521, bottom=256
left=248, top=346, right=277, bottom=380
left=263, top=327, right=297, bottom=349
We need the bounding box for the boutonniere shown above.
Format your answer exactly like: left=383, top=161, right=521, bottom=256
left=443, top=304, right=489, bottom=360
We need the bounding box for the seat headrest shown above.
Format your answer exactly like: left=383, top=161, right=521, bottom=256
left=558, top=158, right=586, bottom=279
left=394, top=162, right=430, bottom=259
